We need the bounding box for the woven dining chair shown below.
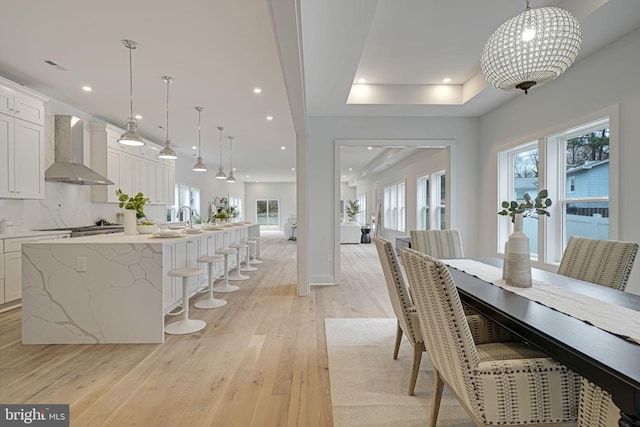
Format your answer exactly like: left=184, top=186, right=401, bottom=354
left=373, top=236, right=516, bottom=396
left=409, top=229, right=464, bottom=259
left=558, top=237, right=639, bottom=427
left=401, top=248, right=580, bottom=427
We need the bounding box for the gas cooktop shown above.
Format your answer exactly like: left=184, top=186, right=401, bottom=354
left=37, top=225, right=124, bottom=237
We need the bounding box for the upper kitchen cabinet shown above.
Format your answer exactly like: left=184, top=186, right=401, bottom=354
left=0, top=78, right=47, bottom=199
left=91, top=122, right=175, bottom=205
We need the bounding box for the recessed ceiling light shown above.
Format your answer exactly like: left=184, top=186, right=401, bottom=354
left=291, top=167, right=295, bottom=171
left=442, top=77, right=452, bottom=83
left=233, top=167, right=237, bottom=171
left=281, top=146, right=286, bottom=150
left=348, top=167, right=353, bottom=171
left=192, top=146, right=198, bottom=150
left=246, top=175, right=249, bottom=178
left=266, top=116, right=273, bottom=121
left=367, top=146, right=372, bottom=150
left=358, top=78, right=366, bottom=83
left=135, top=114, right=142, bottom=119
left=343, top=175, right=346, bottom=178
left=253, top=88, right=262, bottom=93
left=82, top=86, right=92, bottom=92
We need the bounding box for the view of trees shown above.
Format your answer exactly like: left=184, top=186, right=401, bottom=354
left=566, top=128, right=609, bottom=167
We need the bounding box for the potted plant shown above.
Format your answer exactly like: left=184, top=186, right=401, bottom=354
left=345, top=199, right=361, bottom=223
left=116, top=189, right=150, bottom=235
left=498, top=189, right=552, bottom=287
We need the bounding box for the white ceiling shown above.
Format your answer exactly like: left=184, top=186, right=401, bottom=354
left=2, top=0, right=640, bottom=185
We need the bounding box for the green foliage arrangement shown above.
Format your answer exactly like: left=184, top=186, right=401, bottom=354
left=498, top=189, right=552, bottom=223
left=345, top=199, right=361, bottom=222
left=116, top=189, right=149, bottom=219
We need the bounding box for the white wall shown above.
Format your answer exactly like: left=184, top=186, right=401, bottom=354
left=307, top=116, right=480, bottom=284
left=477, top=27, right=640, bottom=294
left=244, top=182, right=296, bottom=230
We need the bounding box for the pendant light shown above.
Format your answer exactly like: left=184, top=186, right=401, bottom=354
left=481, top=0, right=582, bottom=94
left=215, top=126, right=227, bottom=179
left=226, top=136, right=236, bottom=183
left=192, top=107, right=207, bottom=172
left=157, top=76, right=178, bottom=159
left=118, top=39, right=144, bottom=146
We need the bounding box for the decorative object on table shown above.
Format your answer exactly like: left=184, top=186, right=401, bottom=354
left=345, top=199, right=361, bottom=222
left=481, top=0, right=582, bottom=95
left=157, top=76, right=178, bottom=160
left=136, top=221, right=156, bottom=234
left=117, top=40, right=144, bottom=146
left=0, top=219, right=14, bottom=234
left=116, top=189, right=150, bottom=235
left=212, top=197, right=238, bottom=223
left=95, top=217, right=116, bottom=226
left=192, top=106, right=207, bottom=171
left=498, top=189, right=552, bottom=287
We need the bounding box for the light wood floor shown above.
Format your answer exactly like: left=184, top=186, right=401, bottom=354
left=0, top=232, right=393, bottom=426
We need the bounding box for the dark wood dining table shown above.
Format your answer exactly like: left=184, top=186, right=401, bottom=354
left=447, top=258, right=640, bottom=427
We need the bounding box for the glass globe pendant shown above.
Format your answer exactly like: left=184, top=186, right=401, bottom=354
left=480, top=0, right=582, bottom=94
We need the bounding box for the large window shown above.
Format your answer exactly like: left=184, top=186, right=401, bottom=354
left=383, top=181, right=406, bottom=232
left=416, top=175, right=430, bottom=229
left=498, top=116, right=613, bottom=266
left=174, top=185, right=200, bottom=222
left=229, top=194, right=243, bottom=220
left=416, top=171, right=446, bottom=230
left=256, top=199, right=279, bottom=229
left=436, top=172, right=446, bottom=230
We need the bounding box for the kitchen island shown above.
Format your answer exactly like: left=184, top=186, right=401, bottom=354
left=21, top=223, right=259, bottom=344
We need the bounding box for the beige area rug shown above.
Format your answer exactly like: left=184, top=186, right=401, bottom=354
left=325, top=318, right=475, bottom=427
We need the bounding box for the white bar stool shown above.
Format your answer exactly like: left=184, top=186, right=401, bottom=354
left=240, top=239, right=258, bottom=272
left=251, top=236, right=263, bottom=264
left=194, top=255, right=228, bottom=309
left=165, top=267, right=206, bottom=335
left=228, top=242, right=250, bottom=281
left=213, top=249, right=240, bottom=293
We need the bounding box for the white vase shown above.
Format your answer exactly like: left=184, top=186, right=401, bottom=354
left=503, top=213, right=532, bottom=287
left=123, top=210, right=137, bottom=235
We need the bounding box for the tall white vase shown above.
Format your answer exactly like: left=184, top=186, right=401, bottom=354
left=503, top=214, right=532, bottom=287
left=123, top=210, right=137, bottom=235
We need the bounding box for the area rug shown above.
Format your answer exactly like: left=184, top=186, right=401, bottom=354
left=325, top=317, right=475, bottom=427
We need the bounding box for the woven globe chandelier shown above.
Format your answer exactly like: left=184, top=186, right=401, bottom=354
left=481, top=0, right=582, bottom=94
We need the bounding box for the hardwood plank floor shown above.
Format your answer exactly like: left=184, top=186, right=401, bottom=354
left=0, top=231, right=392, bottom=426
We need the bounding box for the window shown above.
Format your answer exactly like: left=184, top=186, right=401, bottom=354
left=229, top=194, right=243, bottom=220
left=498, top=115, right=613, bottom=267
left=256, top=199, right=279, bottom=229
left=383, top=181, right=406, bottom=232
left=549, top=120, right=610, bottom=254
left=416, top=175, right=430, bottom=230
left=356, top=193, right=367, bottom=225
left=436, top=172, right=446, bottom=230
left=174, top=185, right=200, bottom=222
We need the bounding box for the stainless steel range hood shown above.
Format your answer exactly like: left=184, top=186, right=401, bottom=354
left=45, top=115, right=114, bottom=185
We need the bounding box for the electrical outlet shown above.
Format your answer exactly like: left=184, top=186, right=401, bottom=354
left=76, top=257, right=87, bottom=272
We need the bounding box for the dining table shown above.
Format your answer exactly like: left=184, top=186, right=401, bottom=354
left=445, top=258, right=640, bottom=427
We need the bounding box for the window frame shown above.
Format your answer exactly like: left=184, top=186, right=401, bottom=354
left=383, top=180, right=406, bottom=232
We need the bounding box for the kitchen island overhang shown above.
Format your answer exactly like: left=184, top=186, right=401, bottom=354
left=21, top=224, right=258, bottom=344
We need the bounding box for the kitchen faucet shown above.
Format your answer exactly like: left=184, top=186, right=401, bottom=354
left=179, top=206, right=193, bottom=228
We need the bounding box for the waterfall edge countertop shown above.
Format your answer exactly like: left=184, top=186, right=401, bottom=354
left=21, top=223, right=259, bottom=345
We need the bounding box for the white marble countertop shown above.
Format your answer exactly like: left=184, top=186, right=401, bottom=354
left=0, top=230, right=72, bottom=239
left=22, top=223, right=255, bottom=244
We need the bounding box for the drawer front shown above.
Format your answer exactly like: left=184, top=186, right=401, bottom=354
left=4, top=234, right=60, bottom=252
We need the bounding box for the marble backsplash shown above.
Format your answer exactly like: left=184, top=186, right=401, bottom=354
left=0, top=182, right=169, bottom=231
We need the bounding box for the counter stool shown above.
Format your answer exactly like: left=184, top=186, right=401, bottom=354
left=213, top=249, right=240, bottom=293
left=240, top=239, right=258, bottom=272
left=228, top=243, right=250, bottom=281
left=251, top=237, right=263, bottom=264
left=165, top=267, right=206, bottom=335
left=194, top=255, right=227, bottom=309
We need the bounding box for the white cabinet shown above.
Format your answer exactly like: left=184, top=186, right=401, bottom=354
left=91, top=122, right=175, bottom=205
left=0, top=81, right=46, bottom=200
